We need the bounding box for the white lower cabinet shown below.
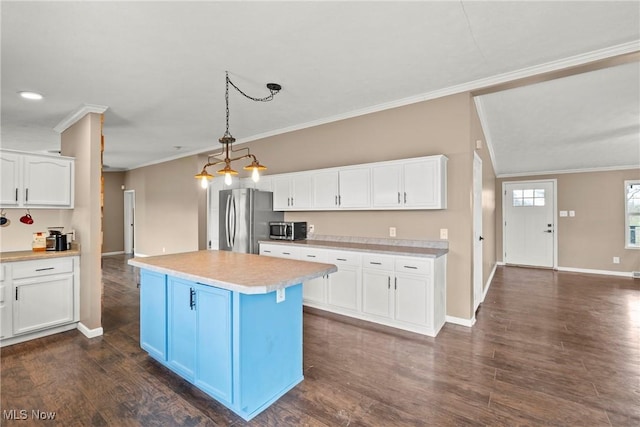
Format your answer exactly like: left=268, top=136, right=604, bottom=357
left=259, top=242, right=447, bottom=337
left=0, top=256, right=80, bottom=347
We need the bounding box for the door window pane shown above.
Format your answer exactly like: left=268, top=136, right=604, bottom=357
left=513, top=188, right=545, bottom=207
left=626, top=180, right=640, bottom=249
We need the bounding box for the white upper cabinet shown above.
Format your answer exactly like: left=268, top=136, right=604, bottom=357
left=0, top=152, right=21, bottom=207
left=312, top=167, right=370, bottom=210
left=0, top=150, right=75, bottom=209
left=273, top=173, right=313, bottom=211
left=372, top=156, right=447, bottom=209
left=271, top=155, right=446, bottom=212
left=312, top=171, right=339, bottom=209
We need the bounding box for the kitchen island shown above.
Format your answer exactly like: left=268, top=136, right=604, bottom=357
left=128, top=250, right=336, bottom=421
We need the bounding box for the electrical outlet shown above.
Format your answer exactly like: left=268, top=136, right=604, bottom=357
left=276, top=288, right=285, bottom=303
left=440, top=228, right=448, bottom=240
left=162, top=247, right=166, bottom=253
left=389, top=227, right=396, bottom=237
left=613, top=257, right=620, bottom=264
left=308, top=224, right=315, bottom=234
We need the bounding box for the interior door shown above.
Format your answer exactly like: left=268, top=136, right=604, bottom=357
left=503, top=180, right=555, bottom=268
left=124, top=190, right=135, bottom=254
left=473, top=153, right=483, bottom=311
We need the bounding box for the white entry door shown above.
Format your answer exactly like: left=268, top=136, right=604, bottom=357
left=503, top=180, right=555, bottom=268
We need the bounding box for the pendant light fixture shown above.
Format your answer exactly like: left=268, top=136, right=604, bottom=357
left=195, top=71, right=281, bottom=189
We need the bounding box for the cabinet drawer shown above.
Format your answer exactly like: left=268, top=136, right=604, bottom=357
left=299, top=248, right=328, bottom=263
left=362, top=254, right=394, bottom=270
left=12, top=257, right=73, bottom=279
left=260, top=244, right=299, bottom=259
left=327, top=250, right=361, bottom=266
left=394, top=257, right=432, bottom=275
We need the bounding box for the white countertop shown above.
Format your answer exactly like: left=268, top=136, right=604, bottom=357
left=128, top=250, right=337, bottom=295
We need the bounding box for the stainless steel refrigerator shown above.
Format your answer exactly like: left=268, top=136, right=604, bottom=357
left=219, top=188, right=284, bottom=254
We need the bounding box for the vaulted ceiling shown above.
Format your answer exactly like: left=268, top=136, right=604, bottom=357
left=2, top=1, right=639, bottom=176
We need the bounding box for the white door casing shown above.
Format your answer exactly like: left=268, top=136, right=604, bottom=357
left=503, top=180, right=556, bottom=268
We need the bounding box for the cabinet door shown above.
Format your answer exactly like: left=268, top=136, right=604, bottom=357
left=327, top=265, right=360, bottom=311
left=291, top=174, right=313, bottom=209
left=0, top=152, right=21, bottom=206
left=371, top=164, right=402, bottom=207
left=23, top=156, right=73, bottom=207
left=0, top=270, right=12, bottom=339
left=195, top=284, right=232, bottom=402
left=312, top=171, right=339, bottom=209
left=168, top=277, right=197, bottom=380
left=395, top=274, right=431, bottom=328
left=362, top=269, right=392, bottom=319
left=338, top=168, right=370, bottom=208
left=140, top=270, right=167, bottom=361
left=13, top=275, right=74, bottom=335
left=403, top=160, right=438, bottom=208
left=272, top=177, right=291, bottom=210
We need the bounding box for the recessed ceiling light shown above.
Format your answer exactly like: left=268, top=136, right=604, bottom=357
left=19, top=91, right=43, bottom=100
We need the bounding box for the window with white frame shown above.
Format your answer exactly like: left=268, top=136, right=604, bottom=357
left=626, top=180, right=640, bottom=249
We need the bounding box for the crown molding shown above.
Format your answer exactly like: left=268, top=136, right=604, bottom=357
left=497, top=164, right=640, bottom=179
left=54, top=103, right=109, bottom=134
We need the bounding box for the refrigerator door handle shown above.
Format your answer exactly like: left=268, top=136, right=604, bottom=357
left=230, top=196, right=237, bottom=248
left=225, top=194, right=232, bottom=248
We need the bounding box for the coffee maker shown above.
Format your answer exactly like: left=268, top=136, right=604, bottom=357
left=46, top=227, right=68, bottom=251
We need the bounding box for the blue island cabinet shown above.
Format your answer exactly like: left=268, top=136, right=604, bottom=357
left=139, top=269, right=304, bottom=421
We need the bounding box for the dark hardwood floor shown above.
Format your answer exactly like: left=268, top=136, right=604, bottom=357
left=1, top=255, right=639, bottom=426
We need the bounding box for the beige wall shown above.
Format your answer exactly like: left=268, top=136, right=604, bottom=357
left=102, top=171, right=125, bottom=253
left=124, top=156, right=204, bottom=256
left=496, top=168, right=640, bottom=273
left=127, top=92, right=496, bottom=321
left=61, top=113, right=103, bottom=331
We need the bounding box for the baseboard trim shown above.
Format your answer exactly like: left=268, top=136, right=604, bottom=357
left=134, top=252, right=150, bottom=257
left=102, top=251, right=125, bottom=256
left=77, top=322, right=104, bottom=339
left=557, top=266, right=633, bottom=278
left=446, top=315, right=476, bottom=328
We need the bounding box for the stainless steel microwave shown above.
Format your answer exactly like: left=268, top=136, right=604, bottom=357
left=269, top=222, right=307, bottom=241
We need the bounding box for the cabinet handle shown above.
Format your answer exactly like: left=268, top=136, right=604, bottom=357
left=264, top=250, right=272, bottom=253
left=306, top=255, right=316, bottom=258
left=335, top=195, right=338, bottom=206
left=369, top=261, right=381, bottom=265
left=394, top=277, right=397, bottom=290
left=15, top=288, right=18, bottom=301
left=189, top=288, right=196, bottom=310
left=388, top=277, right=390, bottom=289
left=338, top=195, right=341, bottom=205
left=25, top=188, right=29, bottom=202
left=283, top=252, right=291, bottom=255
left=403, top=265, right=418, bottom=269
left=397, top=192, right=401, bottom=204
left=291, top=197, right=294, bottom=206
left=15, top=188, right=18, bottom=202
left=337, top=258, right=347, bottom=261
left=404, top=192, right=407, bottom=204
left=35, top=267, right=55, bottom=272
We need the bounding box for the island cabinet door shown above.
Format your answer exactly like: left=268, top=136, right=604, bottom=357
left=195, top=284, right=232, bottom=403
left=140, top=270, right=167, bottom=361
left=168, top=277, right=197, bottom=381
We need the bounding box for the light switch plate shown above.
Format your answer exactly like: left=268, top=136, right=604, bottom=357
left=569, top=210, right=576, bottom=217
left=389, top=227, right=396, bottom=237
left=440, top=228, right=448, bottom=240
left=559, top=210, right=568, bottom=217
left=276, top=288, right=285, bottom=303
